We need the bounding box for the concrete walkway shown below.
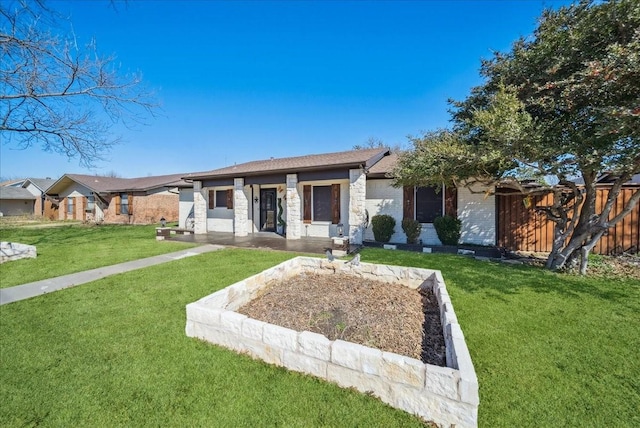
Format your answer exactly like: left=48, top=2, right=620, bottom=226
left=0, top=244, right=224, bottom=306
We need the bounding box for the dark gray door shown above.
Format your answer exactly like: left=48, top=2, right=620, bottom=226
left=260, top=189, right=277, bottom=232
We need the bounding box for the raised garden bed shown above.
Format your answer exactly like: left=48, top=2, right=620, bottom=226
left=186, top=257, right=479, bottom=427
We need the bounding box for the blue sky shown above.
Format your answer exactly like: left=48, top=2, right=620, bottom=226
left=1, top=0, right=571, bottom=180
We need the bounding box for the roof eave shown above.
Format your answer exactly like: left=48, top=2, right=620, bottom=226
left=186, top=162, right=373, bottom=181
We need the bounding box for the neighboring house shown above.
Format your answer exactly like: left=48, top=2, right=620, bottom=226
left=0, top=186, right=36, bottom=216
left=182, top=148, right=495, bottom=246
left=0, top=177, right=57, bottom=217
left=45, top=173, right=189, bottom=224
left=22, top=178, right=58, bottom=218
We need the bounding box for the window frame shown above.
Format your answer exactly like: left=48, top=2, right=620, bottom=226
left=215, top=190, right=228, bottom=208
left=120, top=193, right=129, bottom=215
left=86, top=194, right=95, bottom=212
left=414, top=185, right=444, bottom=224
left=311, top=185, right=332, bottom=222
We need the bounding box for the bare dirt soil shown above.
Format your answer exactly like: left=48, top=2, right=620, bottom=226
left=238, top=272, right=446, bottom=366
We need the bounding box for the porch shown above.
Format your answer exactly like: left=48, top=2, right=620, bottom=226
left=166, top=231, right=335, bottom=255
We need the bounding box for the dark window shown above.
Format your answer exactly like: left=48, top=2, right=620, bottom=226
left=415, top=187, right=442, bottom=223
left=120, top=193, right=129, bottom=215
left=312, top=185, right=332, bottom=222
left=215, top=190, right=228, bottom=208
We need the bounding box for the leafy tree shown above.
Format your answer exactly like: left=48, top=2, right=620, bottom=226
left=393, top=0, right=640, bottom=273
left=0, top=0, right=156, bottom=167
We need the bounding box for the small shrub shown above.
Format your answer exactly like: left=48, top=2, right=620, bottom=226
left=401, top=218, right=422, bottom=244
left=371, top=214, right=396, bottom=243
left=433, top=215, right=461, bottom=245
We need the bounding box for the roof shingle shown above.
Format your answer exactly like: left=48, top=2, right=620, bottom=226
left=185, top=148, right=389, bottom=180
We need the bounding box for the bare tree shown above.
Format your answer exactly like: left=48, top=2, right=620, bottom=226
left=0, top=0, right=157, bottom=167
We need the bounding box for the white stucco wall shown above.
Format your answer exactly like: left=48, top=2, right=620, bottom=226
left=298, top=179, right=350, bottom=239
left=179, top=188, right=194, bottom=229
left=457, top=184, right=496, bottom=246
left=364, top=179, right=404, bottom=243
left=364, top=179, right=442, bottom=245
left=203, top=186, right=235, bottom=233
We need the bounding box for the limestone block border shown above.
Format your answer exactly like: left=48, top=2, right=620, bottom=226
left=1, top=242, right=37, bottom=263
left=186, top=257, right=478, bottom=427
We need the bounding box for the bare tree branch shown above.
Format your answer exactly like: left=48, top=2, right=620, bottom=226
left=0, top=0, right=158, bottom=167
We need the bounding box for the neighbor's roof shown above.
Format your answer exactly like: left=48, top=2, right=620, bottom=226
left=46, top=173, right=190, bottom=195
left=184, top=148, right=390, bottom=180
left=0, top=186, right=36, bottom=200
left=23, top=178, right=57, bottom=192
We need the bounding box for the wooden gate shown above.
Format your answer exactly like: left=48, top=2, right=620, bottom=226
left=496, top=187, right=640, bottom=255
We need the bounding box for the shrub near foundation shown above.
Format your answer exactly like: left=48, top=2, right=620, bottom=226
left=401, top=218, right=422, bottom=244
left=371, top=214, right=396, bottom=243
left=433, top=215, right=461, bottom=245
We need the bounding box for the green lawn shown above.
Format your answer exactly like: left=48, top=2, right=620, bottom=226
left=1, top=241, right=638, bottom=427
left=0, top=223, right=196, bottom=288
left=362, top=248, right=640, bottom=427
left=0, top=249, right=423, bottom=427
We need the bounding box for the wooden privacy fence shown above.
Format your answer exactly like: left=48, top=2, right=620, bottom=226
left=496, top=187, right=640, bottom=255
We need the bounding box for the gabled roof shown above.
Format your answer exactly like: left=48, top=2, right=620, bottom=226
left=367, top=152, right=398, bottom=178
left=23, top=178, right=57, bottom=192
left=184, top=148, right=390, bottom=180
left=46, top=173, right=190, bottom=195
left=0, top=179, right=25, bottom=187
left=0, top=186, right=36, bottom=200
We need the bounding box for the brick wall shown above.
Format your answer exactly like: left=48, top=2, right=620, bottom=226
left=102, top=192, right=179, bottom=225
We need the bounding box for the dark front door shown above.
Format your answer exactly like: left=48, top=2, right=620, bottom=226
left=260, top=189, right=277, bottom=232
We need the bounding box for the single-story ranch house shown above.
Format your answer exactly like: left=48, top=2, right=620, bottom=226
left=46, top=173, right=189, bottom=224
left=181, top=148, right=495, bottom=246
left=0, top=178, right=57, bottom=217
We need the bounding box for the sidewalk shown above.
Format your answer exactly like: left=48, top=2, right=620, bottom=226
left=0, top=244, right=224, bottom=306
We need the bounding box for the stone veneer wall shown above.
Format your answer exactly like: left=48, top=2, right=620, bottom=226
left=233, top=178, right=249, bottom=237
left=1, top=242, right=37, bottom=263
left=193, top=182, right=207, bottom=234
left=349, top=169, right=367, bottom=245
left=186, top=257, right=478, bottom=427
left=285, top=174, right=301, bottom=240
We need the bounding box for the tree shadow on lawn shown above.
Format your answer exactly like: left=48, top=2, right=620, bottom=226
left=359, top=248, right=638, bottom=308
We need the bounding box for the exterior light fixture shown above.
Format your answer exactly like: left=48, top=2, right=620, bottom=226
left=337, top=223, right=344, bottom=237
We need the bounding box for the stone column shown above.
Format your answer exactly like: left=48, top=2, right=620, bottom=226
left=234, top=178, right=249, bottom=237
left=286, top=174, right=301, bottom=240
left=349, top=169, right=366, bottom=245
left=193, top=181, right=207, bottom=234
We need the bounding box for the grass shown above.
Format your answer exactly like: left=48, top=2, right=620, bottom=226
left=0, top=223, right=196, bottom=288
left=1, top=228, right=638, bottom=427
left=0, top=249, right=423, bottom=427
left=361, top=248, right=640, bottom=427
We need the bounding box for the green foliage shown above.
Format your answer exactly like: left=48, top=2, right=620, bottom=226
left=433, top=215, right=461, bottom=245
left=371, top=214, right=396, bottom=243
left=394, top=0, right=640, bottom=271
left=401, top=218, right=422, bottom=244
left=277, top=198, right=285, bottom=227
